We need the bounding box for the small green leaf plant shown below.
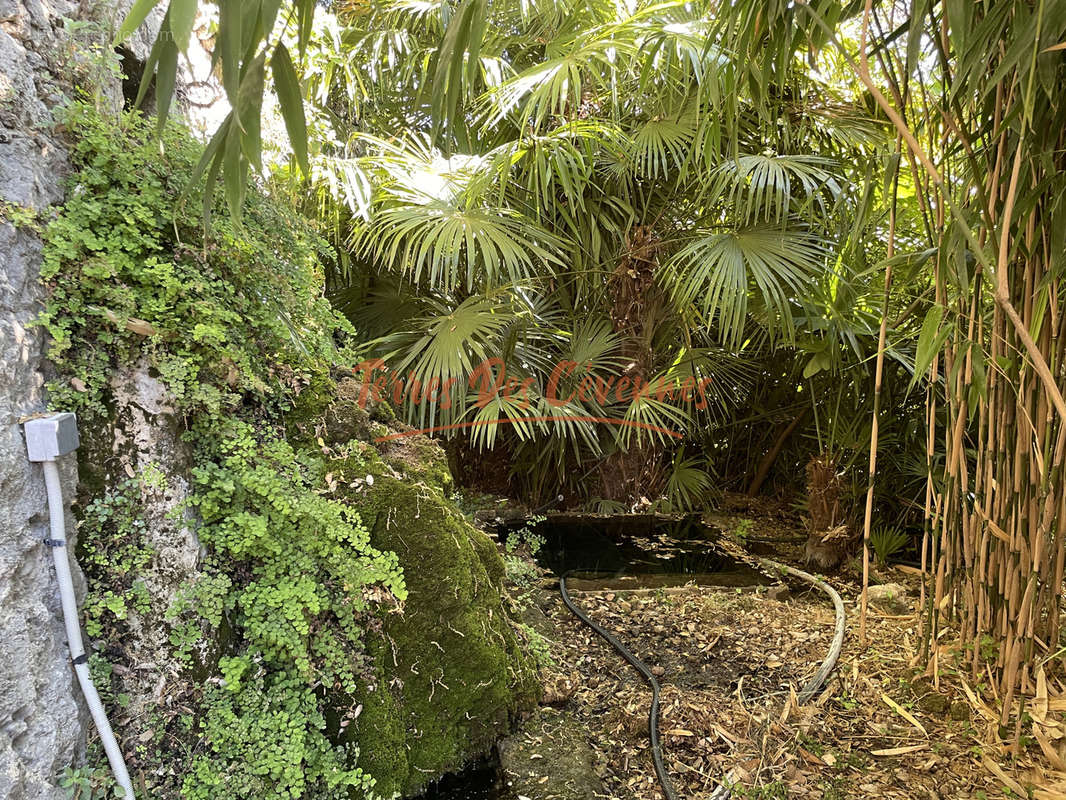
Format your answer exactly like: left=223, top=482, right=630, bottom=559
left=870, top=524, right=910, bottom=567
left=40, top=103, right=403, bottom=799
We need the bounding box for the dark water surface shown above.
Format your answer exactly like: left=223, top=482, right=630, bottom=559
left=506, top=513, right=765, bottom=585
left=410, top=514, right=761, bottom=800
left=412, top=753, right=503, bottom=800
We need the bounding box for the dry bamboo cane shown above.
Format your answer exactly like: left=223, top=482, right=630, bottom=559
left=919, top=367, right=936, bottom=644
left=859, top=145, right=901, bottom=642
left=815, top=0, right=1066, bottom=739
left=923, top=190, right=950, bottom=666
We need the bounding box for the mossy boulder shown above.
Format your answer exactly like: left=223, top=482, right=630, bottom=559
left=291, top=376, right=453, bottom=494
left=299, top=381, right=539, bottom=797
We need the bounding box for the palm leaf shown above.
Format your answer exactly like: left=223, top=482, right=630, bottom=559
left=666, top=225, right=828, bottom=348
left=705, top=154, right=843, bottom=224
left=629, top=113, right=695, bottom=179
left=373, top=293, right=514, bottom=429
left=664, top=453, right=713, bottom=511
left=348, top=135, right=567, bottom=291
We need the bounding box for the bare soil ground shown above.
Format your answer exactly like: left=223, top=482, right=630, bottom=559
left=523, top=499, right=1066, bottom=800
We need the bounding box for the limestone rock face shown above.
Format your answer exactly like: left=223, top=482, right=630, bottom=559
left=0, top=3, right=163, bottom=797
left=2, top=4, right=86, bottom=797
left=866, top=582, right=911, bottom=614
left=76, top=361, right=202, bottom=721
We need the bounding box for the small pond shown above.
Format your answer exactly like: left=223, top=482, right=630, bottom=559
left=502, top=512, right=766, bottom=587
left=411, top=753, right=503, bottom=800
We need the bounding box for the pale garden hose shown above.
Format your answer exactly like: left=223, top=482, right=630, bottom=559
left=560, top=558, right=845, bottom=800
left=42, top=461, right=136, bottom=799
left=760, top=559, right=845, bottom=705
left=709, top=557, right=846, bottom=800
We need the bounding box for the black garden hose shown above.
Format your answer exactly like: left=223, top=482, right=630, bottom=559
left=561, top=561, right=845, bottom=800
left=559, top=571, right=679, bottom=800
left=531, top=493, right=565, bottom=515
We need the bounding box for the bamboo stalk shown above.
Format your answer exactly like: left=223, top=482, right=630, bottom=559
left=859, top=145, right=901, bottom=642
left=813, top=0, right=1066, bottom=743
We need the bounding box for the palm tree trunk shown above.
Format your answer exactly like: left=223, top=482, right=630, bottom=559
left=746, top=410, right=808, bottom=497
left=804, top=453, right=849, bottom=570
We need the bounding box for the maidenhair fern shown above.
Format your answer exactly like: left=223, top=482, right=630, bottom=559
left=40, top=104, right=404, bottom=800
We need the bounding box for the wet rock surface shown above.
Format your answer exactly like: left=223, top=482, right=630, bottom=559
left=499, top=709, right=604, bottom=800
left=866, top=583, right=911, bottom=614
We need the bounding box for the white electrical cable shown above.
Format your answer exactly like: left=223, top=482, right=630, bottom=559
left=42, top=461, right=136, bottom=799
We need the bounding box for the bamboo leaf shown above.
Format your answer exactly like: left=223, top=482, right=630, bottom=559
left=218, top=0, right=241, bottom=105
left=909, top=305, right=950, bottom=391
left=177, top=111, right=231, bottom=212
left=871, top=745, right=927, bottom=757
left=295, top=0, right=315, bottom=58
left=881, top=693, right=927, bottom=737
left=272, top=43, right=308, bottom=175
left=115, top=0, right=163, bottom=44
left=223, top=122, right=246, bottom=221
left=154, top=17, right=179, bottom=136
left=237, top=53, right=266, bottom=170
left=431, top=0, right=487, bottom=133
left=168, top=0, right=198, bottom=51
left=260, top=0, right=283, bottom=35
left=201, top=134, right=226, bottom=227
left=905, top=0, right=928, bottom=75
left=133, top=31, right=162, bottom=110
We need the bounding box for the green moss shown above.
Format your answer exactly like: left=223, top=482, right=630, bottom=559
left=352, top=646, right=409, bottom=792
left=285, top=371, right=338, bottom=431
left=331, top=452, right=539, bottom=797
left=378, top=436, right=454, bottom=494
left=294, top=377, right=454, bottom=493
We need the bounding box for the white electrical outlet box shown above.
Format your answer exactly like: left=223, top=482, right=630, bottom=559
left=24, top=413, right=80, bottom=462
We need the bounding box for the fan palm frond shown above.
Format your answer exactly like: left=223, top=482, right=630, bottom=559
left=348, top=135, right=567, bottom=291
left=522, top=392, right=605, bottom=454
left=664, top=452, right=713, bottom=511
left=650, top=347, right=758, bottom=425
left=465, top=390, right=541, bottom=449
left=350, top=204, right=563, bottom=291
left=629, top=113, right=695, bottom=179
left=310, top=155, right=374, bottom=220
left=705, top=154, right=843, bottom=224
left=333, top=278, right=427, bottom=339
left=374, top=293, right=515, bottom=428
left=617, top=393, right=692, bottom=448
left=481, top=30, right=635, bottom=129
left=490, top=120, right=628, bottom=222
left=632, top=9, right=722, bottom=91
left=564, top=318, right=626, bottom=375
left=666, top=225, right=829, bottom=348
